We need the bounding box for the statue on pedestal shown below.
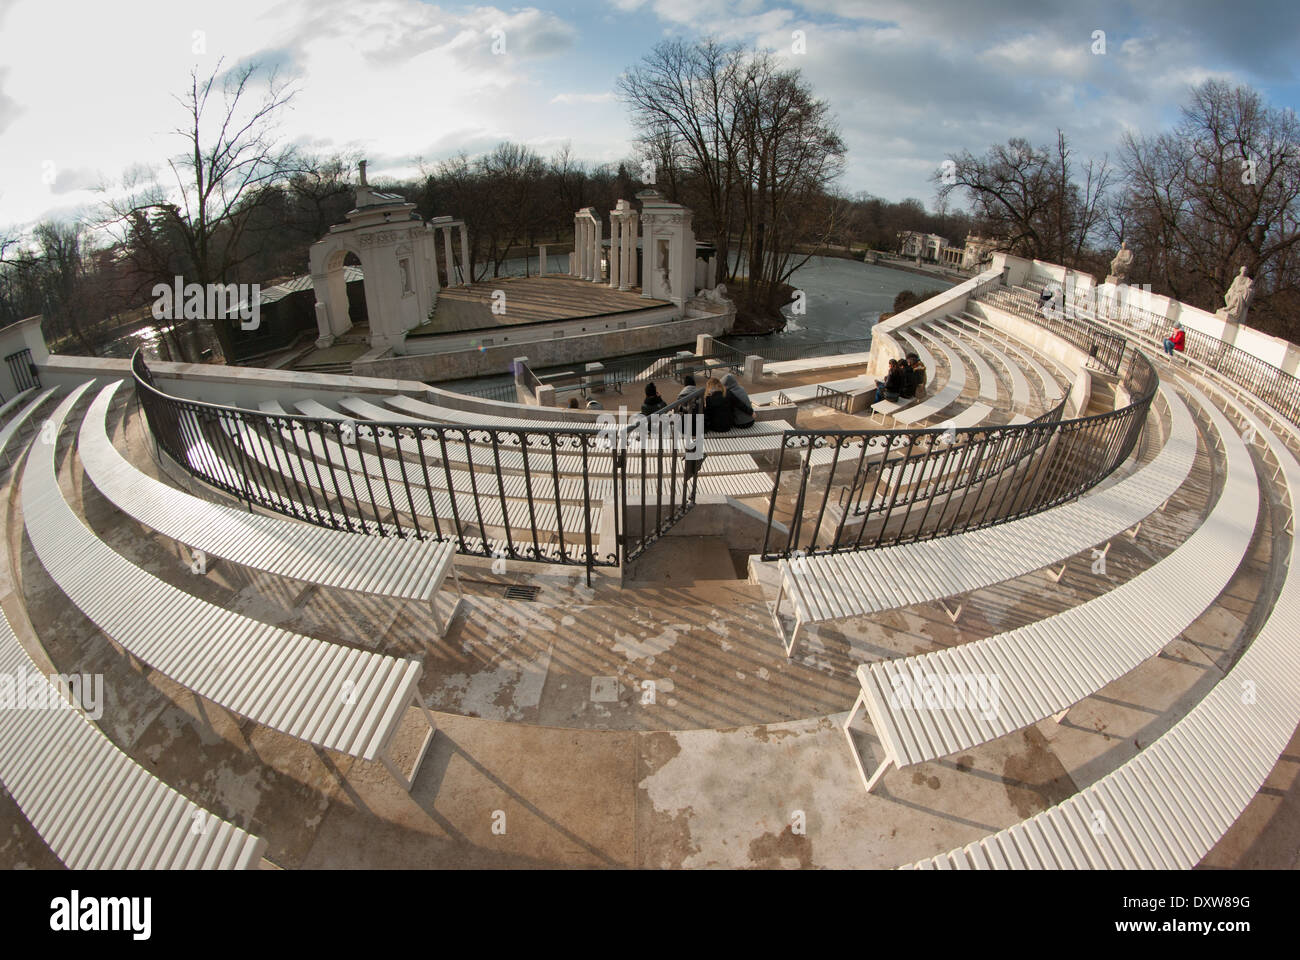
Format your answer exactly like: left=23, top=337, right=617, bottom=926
left=1106, top=240, right=1133, bottom=284
left=1216, top=266, right=1254, bottom=324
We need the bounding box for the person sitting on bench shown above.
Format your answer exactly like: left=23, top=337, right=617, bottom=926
left=898, top=355, right=918, bottom=401
left=874, top=358, right=906, bottom=403
left=906, top=353, right=926, bottom=400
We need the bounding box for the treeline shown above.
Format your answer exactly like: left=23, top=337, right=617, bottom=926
left=938, top=80, right=1300, bottom=342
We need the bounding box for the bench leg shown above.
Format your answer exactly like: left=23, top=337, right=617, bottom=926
left=377, top=694, right=438, bottom=794
left=768, top=579, right=803, bottom=659
left=842, top=692, right=893, bottom=794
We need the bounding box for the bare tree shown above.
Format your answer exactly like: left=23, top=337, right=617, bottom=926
left=1117, top=80, right=1300, bottom=333
left=101, top=59, right=298, bottom=361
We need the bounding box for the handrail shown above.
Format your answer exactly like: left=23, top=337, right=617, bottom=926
left=758, top=347, right=1158, bottom=559
left=131, top=351, right=619, bottom=583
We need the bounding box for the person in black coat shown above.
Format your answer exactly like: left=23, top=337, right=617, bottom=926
left=874, top=358, right=906, bottom=403
left=703, top=377, right=733, bottom=432
left=640, top=381, right=667, bottom=417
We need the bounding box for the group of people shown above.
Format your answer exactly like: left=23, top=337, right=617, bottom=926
left=641, top=374, right=753, bottom=432
left=874, top=353, right=926, bottom=404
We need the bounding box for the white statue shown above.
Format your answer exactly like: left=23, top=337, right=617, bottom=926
left=1107, top=240, right=1133, bottom=283
left=1217, top=266, right=1254, bottom=324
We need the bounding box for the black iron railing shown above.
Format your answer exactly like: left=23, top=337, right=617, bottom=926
left=133, top=351, right=625, bottom=581
left=1099, top=305, right=1300, bottom=428
left=759, top=350, right=1157, bottom=559
left=5, top=348, right=39, bottom=393
left=815, top=384, right=853, bottom=413
left=976, top=284, right=1128, bottom=374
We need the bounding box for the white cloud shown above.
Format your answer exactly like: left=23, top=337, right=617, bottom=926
left=550, top=92, right=617, bottom=104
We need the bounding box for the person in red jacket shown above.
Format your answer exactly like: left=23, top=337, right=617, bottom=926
left=1163, top=322, right=1185, bottom=357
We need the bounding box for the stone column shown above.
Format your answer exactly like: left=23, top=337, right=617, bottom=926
left=442, top=226, right=454, bottom=287
left=583, top=220, right=592, bottom=279
left=641, top=215, right=655, bottom=298
left=593, top=217, right=603, bottom=282
left=459, top=224, right=470, bottom=285
left=570, top=217, right=581, bottom=276
left=538, top=244, right=548, bottom=275
left=608, top=218, right=621, bottom=290
left=624, top=214, right=634, bottom=290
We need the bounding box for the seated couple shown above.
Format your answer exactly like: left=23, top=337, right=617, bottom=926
left=875, top=353, right=926, bottom=404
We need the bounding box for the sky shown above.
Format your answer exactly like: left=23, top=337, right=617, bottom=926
left=1, top=0, right=1298, bottom=235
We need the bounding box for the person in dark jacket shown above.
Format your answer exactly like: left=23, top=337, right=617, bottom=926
left=907, top=353, right=927, bottom=399
left=874, top=358, right=906, bottom=403
left=641, top=381, right=667, bottom=417
left=898, top=356, right=917, bottom=400
left=703, top=377, right=733, bottom=432
left=721, top=373, right=754, bottom=429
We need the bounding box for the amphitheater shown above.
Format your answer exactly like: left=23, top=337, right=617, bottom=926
left=1, top=252, right=1297, bottom=869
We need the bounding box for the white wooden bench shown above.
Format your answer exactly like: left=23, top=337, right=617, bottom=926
left=846, top=380, right=1257, bottom=793
left=0, top=387, right=36, bottom=426
left=933, top=403, right=994, bottom=430
left=82, top=382, right=464, bottom=636
left=923, top=321, right=998, bottom=403
left=906, top=376, right=1300, bottom=869
left=954, top=312, right=1067, bottom=402
left=0, top=606, right=268, bottom=868
left=890, top=330, right=965, bottom=426
left=23, top=383, right=439, bottom=792
left=935, top=318, right=1030, bottom=410
left=766, top=383, right=1197, bottom=655
left=0, top=387, right=54, bottom=469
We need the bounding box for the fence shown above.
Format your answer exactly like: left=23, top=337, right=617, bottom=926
left=133, top=351, right=625, bottom=581
left=975, top=284, right=1128, bottom=374
left=132, top=351, right=715, bottom=581
left=5, top=348, right=39, bottom=393
left=758, top=350, right=1157, bottom=559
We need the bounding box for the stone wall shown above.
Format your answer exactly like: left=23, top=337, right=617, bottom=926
left=355, top=306, right=735, bottom=382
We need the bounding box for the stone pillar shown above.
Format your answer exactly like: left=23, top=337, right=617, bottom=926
left=442, top=227, right=454, bottom=287
left=592, top=218, right=603, bottom=282
left=744, top=355, right=764, bottom=380
left=641, top=215, right=655, bottom=298
left=608, top=219, right=621, bottom=289
left=696, top=334, right=714, bottom=356
left=538, top=244, right=548, bottom=275
left=459, top=224, right=470, bottom=285
left=570, top=217, right=581, bottom=277
left=583, top=220, right=592, bottom=280
left=624, top=214, right=634, bottom=290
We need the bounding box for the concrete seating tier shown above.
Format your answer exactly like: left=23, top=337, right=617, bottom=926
left=82, top=382, right=464, bottom=635
left=954, top=312, right=1070, bottom=403
left=932, top=318, right=1031, bottom=410
left=22, top=382, right=438, bottom=792
left=885, top=330, right=965, bottom=426
left=846, top=380, right=1257, bottom=793
left=920, top=321, right=999, bottom=404
left=765, top=382, right=1196, bottom=655
left=0, top=608, right=268, bottom=869
left=906, top=373, right=1300, bottom=869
